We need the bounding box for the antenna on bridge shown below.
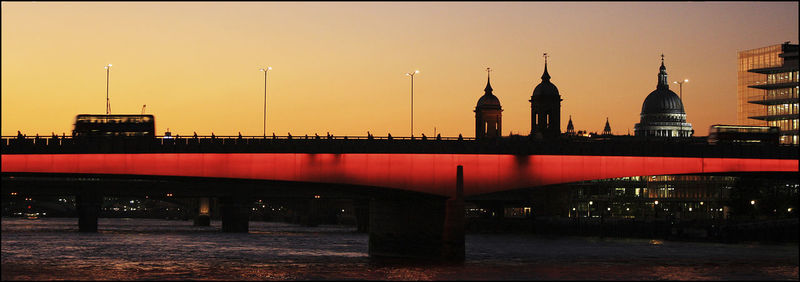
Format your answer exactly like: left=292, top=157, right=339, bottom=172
left=141, top=104, right=146, bottom=114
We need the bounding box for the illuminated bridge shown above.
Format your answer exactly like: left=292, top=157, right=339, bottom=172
left=2, top=135, right=797, bottom=260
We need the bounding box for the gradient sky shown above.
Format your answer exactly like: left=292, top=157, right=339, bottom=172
left=2, top=2, right=798, bottom=137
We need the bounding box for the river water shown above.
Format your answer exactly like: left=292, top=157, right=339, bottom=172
left=1, top=218, right=797, bottom=280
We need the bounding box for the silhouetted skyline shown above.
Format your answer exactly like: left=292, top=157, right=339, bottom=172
left=2, top=2, right=798, bottom=137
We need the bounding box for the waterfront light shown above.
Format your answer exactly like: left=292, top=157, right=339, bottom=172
left=405, top=69, right=420, bottom=136
left=654, top=200, right=659, bottom=205
left=260, top=66, right=272, bottom=137
left=750, top=200, right=755, bottom=205
left=104, top=63, right=112, bottom=114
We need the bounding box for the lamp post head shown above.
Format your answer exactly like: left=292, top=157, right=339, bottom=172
left=268, top=66, right=272, bottom=71
left=259, top=68, right=264, bottom=72
left=415, top=70, right=419, bottom=74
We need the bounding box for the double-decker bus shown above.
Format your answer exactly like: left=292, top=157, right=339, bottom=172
left=708, top=124, right=779, bottom=145
left=72, top=114, right=155, bottom=139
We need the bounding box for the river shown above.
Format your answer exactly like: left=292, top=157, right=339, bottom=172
left=2, top=218, right=797, bottom=280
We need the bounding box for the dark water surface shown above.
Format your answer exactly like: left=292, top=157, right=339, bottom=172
left=2, top=218, right=797, bottom=280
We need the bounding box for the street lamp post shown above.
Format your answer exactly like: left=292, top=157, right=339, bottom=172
left=673, top=79, right=688, bottom=137
left=673, top=79, right=689, bottom=100
left=260, top=67, right=272, bottom=137
left=405, top=70, right=419, bottom=137
left=104, top=64, right=112, bottom=115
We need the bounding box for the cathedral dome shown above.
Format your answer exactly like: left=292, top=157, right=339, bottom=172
left=641, top=87, right=685, bottom=114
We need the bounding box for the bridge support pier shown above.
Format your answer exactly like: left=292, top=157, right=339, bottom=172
left=354, top=198, right=370, bottom=233
left=368, top=166, right=465, bottom=261
left=220, top=196, right=250, bottom=233
left=76, top=193, right=102, bottom=232
left=194, top=197, right=211, bottom=226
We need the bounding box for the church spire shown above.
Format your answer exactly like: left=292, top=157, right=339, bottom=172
left=603, top=117, right=612, bottom=135
left=541, top=53, right=551, bottom=81
left=658, top=54, right=669, bottom=88
left=566, top=115, right=575, bottom=134
left=484, top=67, right=493, bottom=94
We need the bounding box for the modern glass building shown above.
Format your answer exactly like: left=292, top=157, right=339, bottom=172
left=737, top=42, right=799, bottom=144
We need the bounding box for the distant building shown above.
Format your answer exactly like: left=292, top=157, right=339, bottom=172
left=634, top=55, right=693, bottom=137
left=738, top=42, right=798, bottom=145
left=530, top=55, right=562, bottom=139
left=565, top=115, right=575, bottom=136
left=602, top=118, right=612, bottom=136
left=475, top=70, right=502, bottom=139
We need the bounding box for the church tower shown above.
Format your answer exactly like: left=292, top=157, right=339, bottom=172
left=475, top=68, right=503, bottom=139
left=566, top=115, right=575, bottom=136
left=530, top=53, right=562, bottom=139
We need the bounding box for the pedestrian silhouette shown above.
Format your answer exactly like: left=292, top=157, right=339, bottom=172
left=238, top=132, right=242, bottom=139
left=193, top=132, right=198, bottom=138
left=387, top=133, right=392, bottom=140
left=421, top=133, right=427, bottom=140
left=436, top=133, right=441, bottom=140
left=17, top=131, right=23, bottom=139
left=458, top=133, right=463, bottom=141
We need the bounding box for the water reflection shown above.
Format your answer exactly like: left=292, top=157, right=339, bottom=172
left=2, top=218, right=797, bottom=280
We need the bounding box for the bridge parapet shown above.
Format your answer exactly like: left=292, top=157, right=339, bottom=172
left=2, top=135, right=797, bottom=159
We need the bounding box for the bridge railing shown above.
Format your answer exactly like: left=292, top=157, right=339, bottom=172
left=2, top=134, right=476, bottom=145
left=2, top=135, right=797, bottom=160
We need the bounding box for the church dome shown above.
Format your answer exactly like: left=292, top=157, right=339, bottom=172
left=532, top=63, right=560, bottom=97
left=641, top=87, right=685, bottom=114
left=476, top=76, right=502, bottom=109
left=477, top=94, right=501, bottom=108
left=640, top=57, right=685, bottom=115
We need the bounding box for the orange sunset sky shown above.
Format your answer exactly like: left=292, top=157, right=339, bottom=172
left=2, top=2, right=798, bottom=137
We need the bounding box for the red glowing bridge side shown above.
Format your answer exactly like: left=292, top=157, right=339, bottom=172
left=1, top=153, right=797, bottom=197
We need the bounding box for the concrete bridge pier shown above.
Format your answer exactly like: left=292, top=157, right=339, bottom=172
left=220, top=196, right=251, bottom=233
left=354, top=198, right=370, bottom=233
left=76, top=193, right=102, bottom=232
left=368, top=166, right=465, bottom=261
left=193, top=197, right=211, bottom=226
